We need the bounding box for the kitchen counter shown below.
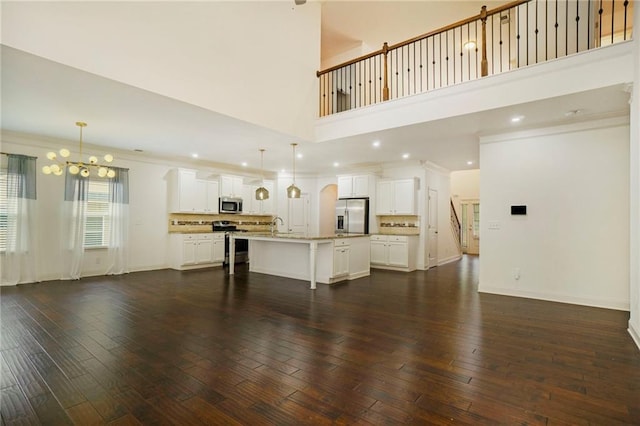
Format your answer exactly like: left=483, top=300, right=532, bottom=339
left=229, top=233, right=370, bottom=289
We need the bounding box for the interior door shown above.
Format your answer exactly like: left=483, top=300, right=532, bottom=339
left=428, top=188, right=438, bottom=268
left=461, top=201, right=480, bottom=255
left=288, top=194, right=310, bottom=234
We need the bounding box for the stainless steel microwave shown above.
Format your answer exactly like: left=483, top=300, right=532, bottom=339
left=219, top=197, right=243, bottom=214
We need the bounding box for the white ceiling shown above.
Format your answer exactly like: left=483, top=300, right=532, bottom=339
left=1, top=45, right=631, bottom=175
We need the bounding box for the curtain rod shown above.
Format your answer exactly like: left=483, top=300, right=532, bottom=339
left=1, top=152, right=38, bottom=159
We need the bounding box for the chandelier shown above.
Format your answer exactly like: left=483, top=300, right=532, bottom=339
left=42, top=122, right=116, bottom=178
left=286, top=143, right=301, bottom=198
left=255, top=148, right=269, bottom=200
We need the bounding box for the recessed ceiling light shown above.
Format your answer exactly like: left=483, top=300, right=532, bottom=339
left=402, top=153, right=410, bottom=159
left=467, top=160, right=473, bottom=165
left=191, top=153, right=199, bottom=158
left=372, top=141, right=381, bottom=148
left=333, top=162, right=339, bottom=167
left=241, top=162, right=248, bottom=167
left=297, top=153, right=303, bottom=159
left=464, top=40, right=476, bottom=50
left=511, top=115, right=524, bottom=123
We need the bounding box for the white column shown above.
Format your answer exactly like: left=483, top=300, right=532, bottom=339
left=309, top=241, right=318, bottom=290
left=628, top=2, right=640, bottom=350
left=229, top=234, right=235, bottom=275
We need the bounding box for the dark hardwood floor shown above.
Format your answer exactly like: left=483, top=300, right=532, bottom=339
left=2, top=255, right=639, bottom=425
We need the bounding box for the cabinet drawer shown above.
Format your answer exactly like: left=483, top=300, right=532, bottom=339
left=334, top=238, right=350, bottom=247
left=388, top=236, right=408, bottom=242
left=198, top=234, right=213, bottom=241
left=370, top=235, right=387, bottom=242
left=212, top=232, right=226, bottom=240
left=182, top=234, right=197, bottom=242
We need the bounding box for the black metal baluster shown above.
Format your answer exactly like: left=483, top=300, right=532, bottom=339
left=610, top=0, right=615, bottom=45
left=453, top=28, right=457, bottom=83
left=420, top=39, right=424, bottom=93
left=535, top=0, right=539, bottom=63
left=576, top=0, right=580, bottom=53
left=491, top=13, right=495, bottom=74
left=587, top=0, right=591, bottom=49
left=526, top=2, right=529, bottom=65
left=517, top=4, right=521, bottom=67
left=350, top=63, right=354, bottom=111
left=467, top=24, right=471, bottom=79
left=598, top=0, right=603, bottom=46
left=555, top=0, right=559, bottom=58
left=499, top=13, right=503, bottom=71
left=624, top=0, right=629, bottom=40
left=413, top=43, right=416, bottom=95
left=445, top=31, right=449, bottom=86
left=437, top=34, right=441, bottom=88
left=565, top=0, right=569, bottom=56
left=545, top=0, right=548, bottom=60
left=508, top=9, right=512, bottom=70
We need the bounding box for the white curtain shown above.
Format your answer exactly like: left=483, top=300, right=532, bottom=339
left=0, top=154, right=38, bottom=285
left=106, top=168, right=129, bottom=275
left=62, top=170, right=88, bottom=280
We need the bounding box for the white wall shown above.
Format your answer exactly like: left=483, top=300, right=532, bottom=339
left=2, top=2, right=321, bottom=141
left=479, top=117, right=630, bottom=310
left=425, top=164, right=462, bottom=267
left=628, top=3, right=640, bottom=348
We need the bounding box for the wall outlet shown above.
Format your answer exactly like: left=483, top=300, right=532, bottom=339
left=513, top=267, right=520, bottom=280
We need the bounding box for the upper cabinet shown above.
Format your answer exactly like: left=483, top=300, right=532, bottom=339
left=337, top=174, right=374, bottom=198
left=376, top=178, right=417, bottom=215
left=242, top=181, right=275, bottom=215
left=168, top=168, right=219, bottom=214
left=220, top=175, right=244, bottom=198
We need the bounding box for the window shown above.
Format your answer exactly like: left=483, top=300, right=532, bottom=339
left=0, top=168, right=8, bottom=251
left=84, top=179, right=111, bottom=248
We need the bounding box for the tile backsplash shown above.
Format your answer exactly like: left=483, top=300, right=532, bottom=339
left=377, top=215, right=420, bottom=235
left=168, top=212, right=273, bottom=233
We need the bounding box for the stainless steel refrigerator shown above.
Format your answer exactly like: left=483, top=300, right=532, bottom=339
left=335, top=198, right=369, bottom=234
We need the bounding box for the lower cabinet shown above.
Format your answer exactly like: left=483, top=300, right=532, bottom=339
left=171, top=233, right=225, bottom=270
left=370, top=235, right=418, bottom=271
left=333, top=240, right=351, bottom=277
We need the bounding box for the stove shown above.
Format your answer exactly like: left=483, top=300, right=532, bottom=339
left=212, top=221, right=248, bottom=264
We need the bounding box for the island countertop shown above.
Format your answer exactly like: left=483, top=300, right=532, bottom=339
left=229, top=233, right=370, bottom=288
left=232, top=232, right=369, bottom=241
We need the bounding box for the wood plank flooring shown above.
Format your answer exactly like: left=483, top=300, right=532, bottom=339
left=1, top=256, right=639, bottom=425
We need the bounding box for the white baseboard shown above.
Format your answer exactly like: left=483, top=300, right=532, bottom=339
left=437, top=254, right=462, bottom=266
left=629, top=322, right=640, bottom=351
left=479, top=285, right=630, bottom=311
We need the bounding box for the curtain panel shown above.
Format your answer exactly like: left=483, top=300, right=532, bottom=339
left=106, top=167, right=129, bottom=275
left=62, top=170, right=89, bottom=280
left=1, top=154, right=38, bottom=285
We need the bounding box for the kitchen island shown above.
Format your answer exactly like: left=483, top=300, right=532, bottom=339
left=229, top=233, right=370, bottom=289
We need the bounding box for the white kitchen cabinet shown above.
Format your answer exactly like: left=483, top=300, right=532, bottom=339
left=333, top=239, right=351, bottom=277
left=376, top=178, right=417, bottom=215
left=171, top=233, right=224, bottom=270
left=370, top=235, right=418, bottom=271
left=168, top=168, right=219, bottom=213
left=242, top=181, right=274, bottom=214
left=220, top=175, right=244, bottom=198
left=337, top=174, right=373, bottom=198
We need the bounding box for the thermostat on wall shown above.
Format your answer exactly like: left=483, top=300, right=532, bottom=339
left=511, top=205, right=527, bottom=215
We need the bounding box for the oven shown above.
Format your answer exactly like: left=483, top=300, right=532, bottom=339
left=212, top=221, right=248, bottom=265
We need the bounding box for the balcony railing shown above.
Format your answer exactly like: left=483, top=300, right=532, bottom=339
left=317, top=0, right=634, bottom=117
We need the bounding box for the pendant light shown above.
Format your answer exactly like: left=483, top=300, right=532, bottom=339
left=286, top=143, right=301, bottom=198
left=42, top=122, right=116, bottom=178
left=255, top=148, right=269, bottom=200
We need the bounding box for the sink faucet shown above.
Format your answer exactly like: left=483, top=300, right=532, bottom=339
left=270, top=216, right=284, bottom=235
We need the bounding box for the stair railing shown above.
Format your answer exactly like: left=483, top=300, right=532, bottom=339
left=317, top=0, right=633, bottom=117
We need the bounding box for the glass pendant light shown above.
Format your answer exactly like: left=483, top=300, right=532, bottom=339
left=255, top=148, right=269, bottom=200
left=286, top=143, right=301, bottom=198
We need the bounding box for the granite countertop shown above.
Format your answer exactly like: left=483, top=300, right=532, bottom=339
left=233, top=232, right=370, bottom=241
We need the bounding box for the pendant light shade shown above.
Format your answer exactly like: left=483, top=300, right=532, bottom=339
left=287, top=143, right=301, bottom=198
left=255, top=148, right=269, bottom=200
